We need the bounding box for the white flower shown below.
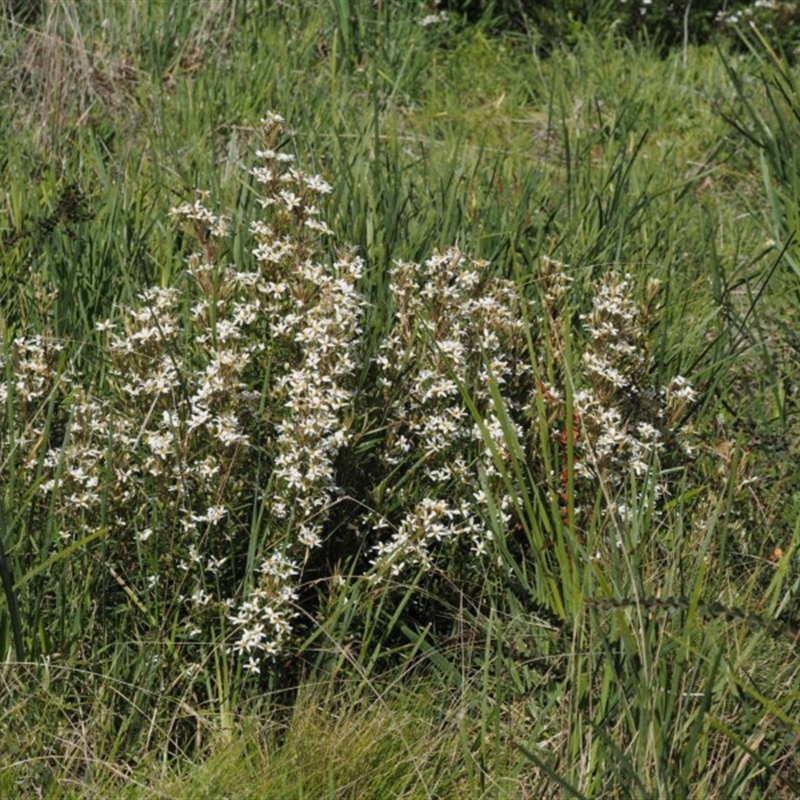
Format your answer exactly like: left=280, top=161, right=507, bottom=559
left=305, top=174, right=332, bottom=194
left=136, top=528, right=153, bottom=543
left=206, top=506, right=228, bottom=525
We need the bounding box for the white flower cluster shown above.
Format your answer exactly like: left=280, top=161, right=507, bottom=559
left=0, top=335, right=74, bottom=510
left=230, top=247, right=366, bottom=672
left=557, top=267, right=696, bottom=526
left=370, top=248, right=532, bottom=577
left=715, top=0, right=789, bottom=26
left=418, top=11, right=449, bottom=27
left=223, top=117, right=365, bottom=672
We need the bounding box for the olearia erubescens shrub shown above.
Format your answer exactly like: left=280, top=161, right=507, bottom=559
left=1, top=112, right=712, bottom=682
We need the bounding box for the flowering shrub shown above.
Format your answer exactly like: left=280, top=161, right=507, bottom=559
left=367, top=248, right=533, bottom=577
left=569, top=267, right=697, bottom=526
left=1, top=112, right=359, bottom=678
left=0, top=112, right=706, bottom=682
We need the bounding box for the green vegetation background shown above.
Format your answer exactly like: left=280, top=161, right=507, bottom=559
left=1, top=1, right=800, bottom=797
